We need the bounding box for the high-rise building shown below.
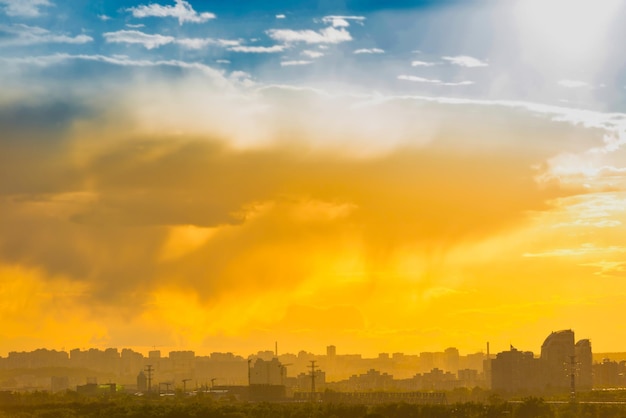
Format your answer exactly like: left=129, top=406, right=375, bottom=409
left=249, top=358, right=286, bottom=386
left=491, top=347, right=543, bottom=392
left=575, top=339, right=593, bottom=390
left=541, top=330, right=575, bottom=390
left=326, top=345, right=336, bottom=358
left=444, top=347, right=460, bottom=373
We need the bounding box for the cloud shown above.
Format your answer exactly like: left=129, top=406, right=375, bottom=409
left=127, top=0, right=215, bottom=25
left=442, top=55, right=488, bottom=67
left=98, top=14, right=111, bottom=21
left=126, top=24, right=145, bottom=28
left=281, top=60, right=313, bottom=66
left=411, top=60, right=437, bottom=67
left=228, top=45, right=287, bottom=53
left=267, top=26, right=352, bottom=44
left=354, top=48, right=384, bottom=54
left=102, top=30, right=239, bottom=50
left=0, top=68, right=592, bottom=318
left=1, top=53, right=227, bottom=81
left=103, top=30, right=174, bottom=50
left=558, top=79, right=590, bottom=88
left=275, top=14, right=285, bottom=19
left=0, top=24, right=92, bottom=45
left=321, top=15, right=366, bottom=27
left=0, top=0, right=52, bottom=17
left=301, top=50, right=324, bottom=58
left=523, top=244, right=626, bottom=258
left=397, top=75, right=474, bottom=86
left=4, top=55, right=623, bottom=353
left=382, top=95, right=626, bottom=138
left=176, top=37, right=240, bottom=49
left=581, top=261, right=626, bottom=277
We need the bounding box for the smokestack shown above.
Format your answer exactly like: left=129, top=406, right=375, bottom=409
left=487, top=342, right=490, bottom=358
left=275, top=341, right=278, bottom=357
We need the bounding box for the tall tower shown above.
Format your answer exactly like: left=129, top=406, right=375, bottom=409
left=541, top=330, right=575, bottom=391
left=575, top=339, right=592, bottom=390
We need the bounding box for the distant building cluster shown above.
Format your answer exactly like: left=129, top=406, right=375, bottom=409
left=1, top=330, right=625, bottom=400
left=490, top=330, right=592, bottom=395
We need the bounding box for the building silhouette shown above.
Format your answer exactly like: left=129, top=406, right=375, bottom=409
left=541, top=330, right=575, bottom=390
left=575, top=339, right=593, bottom=390
left=491, top=330, right=592, bottom=394
left=491, top=347, right=542, bottom=392
left=136, top=371, right=147, bottom=392
left=249, top=358, right=286, bottom=386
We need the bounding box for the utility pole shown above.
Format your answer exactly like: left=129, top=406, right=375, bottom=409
left=144, top=365, right=154, bottom=393
left=309, top=360, right=317, bottom=401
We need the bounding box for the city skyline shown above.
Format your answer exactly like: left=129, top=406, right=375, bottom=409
left=0, top=328, right=611, bottom=365
left=4, top=329, right=626, bottom=396
left=1, top=0, right=626, bottom=357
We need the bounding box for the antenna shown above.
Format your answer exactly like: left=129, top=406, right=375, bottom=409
left=309, top=360, right=317, bottom=401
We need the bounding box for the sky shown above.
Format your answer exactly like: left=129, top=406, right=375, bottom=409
left=1, top=0, right=626, bottom=358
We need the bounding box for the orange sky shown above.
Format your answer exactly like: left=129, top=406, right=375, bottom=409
left=1, top=72, right=625, bottom=358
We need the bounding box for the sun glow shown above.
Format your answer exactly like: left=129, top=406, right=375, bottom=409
left=515, top=0, right=622, bottom=68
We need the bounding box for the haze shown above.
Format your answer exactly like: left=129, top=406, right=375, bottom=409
left=1, top=0, right=625, bottom=358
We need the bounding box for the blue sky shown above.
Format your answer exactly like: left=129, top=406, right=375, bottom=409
left=2, top=0, right=625, bottom=110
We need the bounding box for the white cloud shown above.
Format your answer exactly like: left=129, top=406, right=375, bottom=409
left=1, top=53, right=226, bottom=81
left=275, top=14, right=285, bottom=19
left=0, top=0, right=52, bottom=17
left=326, top=17, right=349, bottom=27
left=175, top=38, right=211, bottom=49
left=267, top=26, right=351, bottom=44
left=398, top=75, right=440, bottom=84
left=230, top=70, right=251, bottom=78
left=302, top=50, right=324, bottom=58
left=0, top=24, right=92, bottom=45
left=558, top=79, right=590, bottom=88
left=102, top=30, right=238, bottom=50
left=229, top=70, right=255, bottom=87
left=177, top=37, right=240, bottom=49
left=228, top=45, right=287, bottom=53
left=354, top=48, right=384, bottom=54
left=321, top=15, right=366, bottom=27
left=366, top=95, right=626, bottom=143
left=411, top=60, right=437, bottom=67
left=442, top=55, right=488, bottom=67
left=126, top=23, right=146, bottom=28
left=216, top=59, right=230, bottom=64
left=98, top=14, right=111, bottom=21
left=127, top=0, right=215, bottom=25
left=103, top=30, right=174, bottom=49
left=281, top=60, right=313, bottom=66
left=397, top=75, right=474, bottom=86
